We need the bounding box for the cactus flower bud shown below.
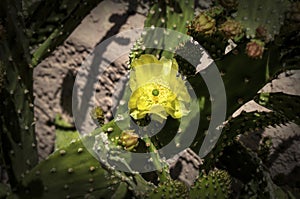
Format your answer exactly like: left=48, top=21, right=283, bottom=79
left=219, top=19, right=243, bottom=40
left=119, top=130, right=139, bottom=151
left=255, top=25, right=270, bottom=41
left=245, top=40, right=265, bottom=59
left=190, top=13, right=216, bottom=35
left=90, top=106, right=105, bottom=126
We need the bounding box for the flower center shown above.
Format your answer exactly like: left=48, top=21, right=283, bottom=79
left=152, top=89, right=159, bottom=96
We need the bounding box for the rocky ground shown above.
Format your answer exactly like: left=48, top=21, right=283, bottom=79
left=33, top=0, right=300, bottom=192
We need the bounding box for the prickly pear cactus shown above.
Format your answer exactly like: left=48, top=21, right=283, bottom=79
left=1, top=0, right=299, bottom=198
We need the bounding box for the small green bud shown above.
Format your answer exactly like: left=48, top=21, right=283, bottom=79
left=119, top=130, right=139, bottom=151
left=90, top=106, right=105, bottom=126
left=189, top=13, right=216, bottom=35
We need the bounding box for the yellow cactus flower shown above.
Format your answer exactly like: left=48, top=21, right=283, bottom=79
left=128, top=54, right=190, bottom=120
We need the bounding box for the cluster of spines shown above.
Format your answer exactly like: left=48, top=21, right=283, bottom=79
left=190, top=169, right=232, bottom=198
left=147, top=178, right=188, bottom=199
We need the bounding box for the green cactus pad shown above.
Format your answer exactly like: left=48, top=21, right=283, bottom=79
left=203, top=111, right=288, bottom=170
left=218, top=141, right=292, bottom=198
left=132, top=0, right=194, bottom=60
left=20, top=136, right=123, bottom=198
left=0, top=183, right=11, bottom=199
left=190, top=169, right=232, bottom=199
left=234, top=0, right=290, bottom=40
left=54, top=115, right=79, bottom=150
left=255, top=92, right=300, bottom=125
left=147, top=178, right=188, bottom=199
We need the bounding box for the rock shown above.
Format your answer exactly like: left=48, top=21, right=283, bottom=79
left=167, top=148, right=203, bottom=187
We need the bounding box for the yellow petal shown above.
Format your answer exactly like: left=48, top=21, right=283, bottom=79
left=128, top=54, right=191, bottom=120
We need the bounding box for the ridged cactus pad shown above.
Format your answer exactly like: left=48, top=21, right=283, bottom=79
left=147, top=178, right=188, bottom=199
left=190, top=169, right=232, bottom=199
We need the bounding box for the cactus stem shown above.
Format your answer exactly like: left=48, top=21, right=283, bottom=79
left=31, top=28, right=60, bottom=67
left=142, top=136, right=169, bottom=183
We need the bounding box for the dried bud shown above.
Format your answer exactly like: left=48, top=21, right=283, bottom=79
left=219, top=19, right=243, bottom=40
left=255, top=25, right=271, bottom=43
left=256, top=26, right=267, bottom=38
left=190, top=13, right=216, bottom=35
left=246, top=40, right=265, bottom=59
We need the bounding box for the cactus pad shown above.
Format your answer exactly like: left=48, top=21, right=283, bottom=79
left=190, top=169, right=231, bottom=198
left=234, top=0, right=290, bottom=40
